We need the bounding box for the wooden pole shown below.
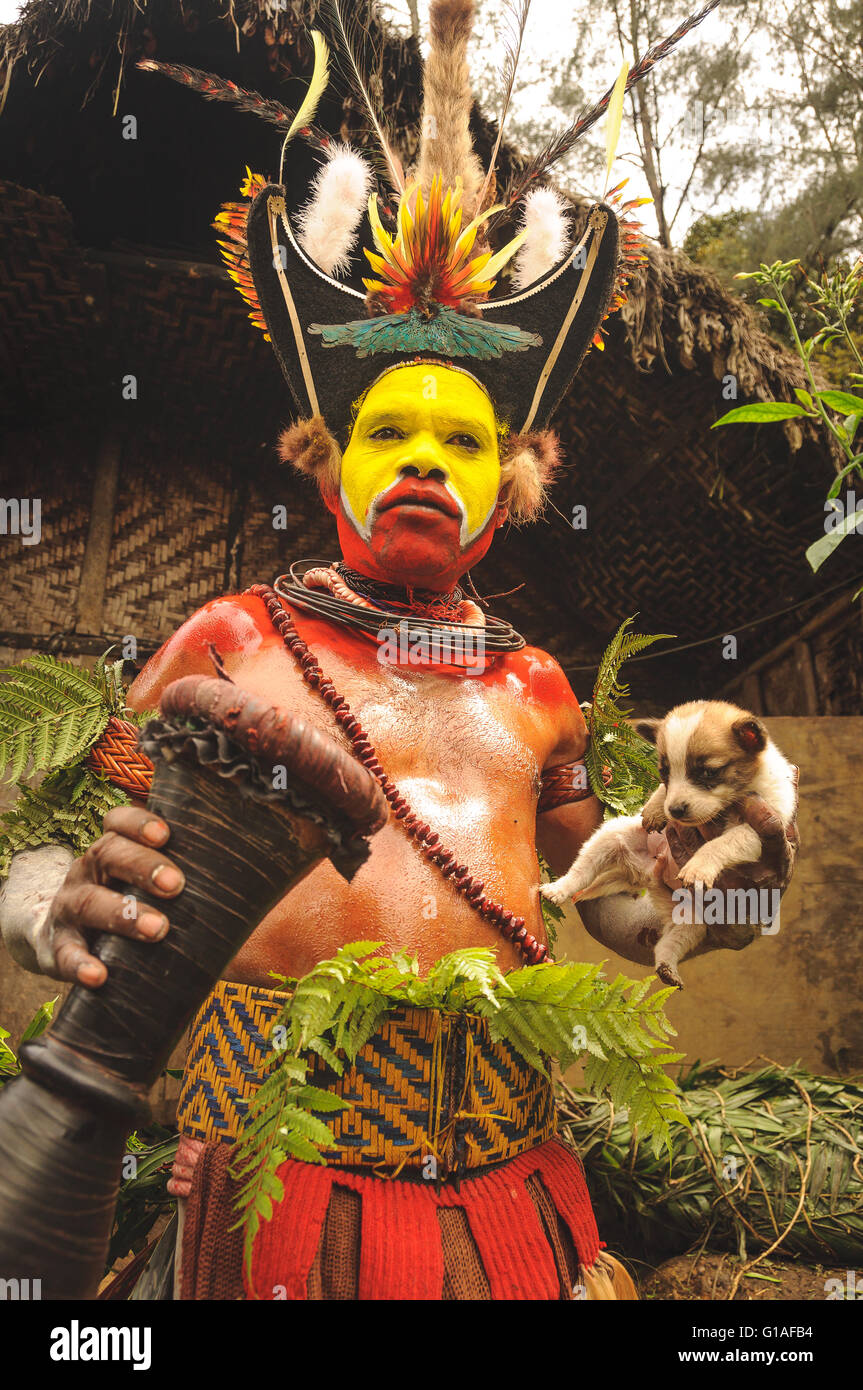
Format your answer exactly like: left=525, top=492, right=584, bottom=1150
left=75, top=422, right=122, bottom=636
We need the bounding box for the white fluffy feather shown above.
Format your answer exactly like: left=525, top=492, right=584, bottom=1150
left=295, top=144, right=373, bottom=278
left=510, top=187, right=571, bottom=291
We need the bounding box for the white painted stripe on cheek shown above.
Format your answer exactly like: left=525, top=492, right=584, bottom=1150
left=340, top=482, right=372, bottom=541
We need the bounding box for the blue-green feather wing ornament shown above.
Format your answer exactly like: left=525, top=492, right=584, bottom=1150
left=309, top=306, right=541, bottom=360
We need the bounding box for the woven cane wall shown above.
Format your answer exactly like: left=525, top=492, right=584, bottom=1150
left=0, top=185, right=94, bottom=424
left=1, top=422, right=94, bottom=638
left=101, top=428, right=234, bottom=642
left=558, top=331, right=835, bottom=637
left=811, top=608, right=863, bottom=713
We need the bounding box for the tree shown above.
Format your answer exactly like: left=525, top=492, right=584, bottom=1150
left=458, top=0, right=862, bottom=259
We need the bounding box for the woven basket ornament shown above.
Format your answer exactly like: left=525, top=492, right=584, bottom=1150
left=87, top=716, right=154, bottom=799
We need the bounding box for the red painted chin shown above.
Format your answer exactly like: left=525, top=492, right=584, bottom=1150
left=334, top=502, right=500, bottom=592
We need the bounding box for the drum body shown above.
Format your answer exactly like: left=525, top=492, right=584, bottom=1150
left=0, top=681, right=384, bottom=1298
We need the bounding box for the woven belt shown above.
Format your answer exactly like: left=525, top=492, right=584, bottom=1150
left=177, top=980, right=556, bottom=1178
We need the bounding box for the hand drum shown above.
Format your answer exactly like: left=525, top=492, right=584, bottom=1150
left=0, top=676, right=386, bottom=1298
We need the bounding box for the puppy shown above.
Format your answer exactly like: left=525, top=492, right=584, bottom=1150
left=541, top=701, right=796, bottom=988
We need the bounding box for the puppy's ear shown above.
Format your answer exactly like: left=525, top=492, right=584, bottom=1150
left=732, top=716, right=767, bottom=754
left=631, top=717, right=661, bottom=745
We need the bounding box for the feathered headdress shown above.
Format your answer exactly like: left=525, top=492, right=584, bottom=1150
left=140, top=0, right=719, bottom=521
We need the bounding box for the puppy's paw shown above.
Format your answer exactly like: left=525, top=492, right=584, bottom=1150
left=679, top=864, right=709, bottom=890
left=679, top=849, right=720, bottom=890
left=655, top=961, right=684, bottom=990
left=641, top=807, right=668, bottom=833
left=540, top=880, right=572, bottom=907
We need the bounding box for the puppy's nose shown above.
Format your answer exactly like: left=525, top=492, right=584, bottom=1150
left=668, top=801, right=689, bottom=819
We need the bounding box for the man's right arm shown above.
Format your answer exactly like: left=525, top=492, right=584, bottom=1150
left=0, top=593, right=268, bottom=986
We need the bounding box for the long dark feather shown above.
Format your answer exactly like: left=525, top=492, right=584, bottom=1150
left=501, top=0, right=722, bottom=211
left=323, top=0, right=404, bottom=194
left=136, top=60, right=330, bottom=151
left=476, top=0, right=532, bottom=210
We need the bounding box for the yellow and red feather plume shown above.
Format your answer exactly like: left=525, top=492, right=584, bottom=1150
left=591, top=177, right=650, bottom=352
left=212, top=169, right=270, bottom=341
left=363, top=174, right=526, bottom=314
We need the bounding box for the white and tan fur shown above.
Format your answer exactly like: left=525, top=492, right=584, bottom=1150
left=541, top=701, right=796, bottom=988
left=416, top=0, right=484, bottom=218
left=295, top=143, right=373, bottom=277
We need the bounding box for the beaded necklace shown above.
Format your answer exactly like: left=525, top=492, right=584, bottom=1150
left=247, top=581, right=549, bottom=966
left=274, top=561, right=526, bottom=658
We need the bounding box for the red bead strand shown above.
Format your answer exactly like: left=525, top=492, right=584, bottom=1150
left=248, top=584, right=549, bottom=966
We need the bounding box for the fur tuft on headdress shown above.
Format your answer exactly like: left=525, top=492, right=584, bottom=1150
left=295, top=143, right=374, bottom=277
left=416, top=0, right=484, bottom=219
left=498, top=428, right=562, bottom=523
left=278, top=415, right=342, bottom=503
left=511, top=187, right=572, bottom=291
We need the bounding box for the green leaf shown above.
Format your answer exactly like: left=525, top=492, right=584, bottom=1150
left=826, top=455, right=863, bottom=498
left=0, top=653, right=123, bottom=783
left=712, top=402, right=810, bottom=428
left=20, top=996, right=58, bottom=1043
left=0, top=764, right=129, bottom=875
left=806, top=509, right=863, bottom=572
left=0, top=1031, right=19, bottom=1079
left=794, top=388, right=814, bottom=409
left=582, top=616, right=673, bottom=817
left=816, top=390, right=863, bottom=415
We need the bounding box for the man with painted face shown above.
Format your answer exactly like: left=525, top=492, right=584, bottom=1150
left=9, top=355, right=796, bottom=1300
left=42, top=356, right=589, bottom=992
left=1, top=1, right=796, bottom=1299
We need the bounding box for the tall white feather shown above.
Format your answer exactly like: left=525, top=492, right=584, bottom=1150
left=510, top=187, right=571, bottom=291
left=295, top=143, right=373, bottom=278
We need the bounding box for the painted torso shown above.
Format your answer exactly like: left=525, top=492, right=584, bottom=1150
left=129, top=590, right=589, bottom=980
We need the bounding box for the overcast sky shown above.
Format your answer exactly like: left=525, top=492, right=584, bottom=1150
left=0, top=0, right=785, bottom=241
left=384, top=0, right=772, bottom=241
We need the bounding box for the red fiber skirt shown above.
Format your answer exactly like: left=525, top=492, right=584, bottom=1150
left=179, top=1137, right=620, bottom=1301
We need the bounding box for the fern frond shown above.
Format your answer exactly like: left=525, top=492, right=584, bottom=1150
left=423, top=947, right=507, bottom=1010
left=0, top=765, right=128, bottom=876
left=0, top=656, right=114, bottom=782
left=585, top=615, right=674, bottom=818
left=537, top=851, right=563, bottom=953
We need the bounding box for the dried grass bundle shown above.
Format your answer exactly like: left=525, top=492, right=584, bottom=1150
left=558, top=1059, right=863, bottom=1268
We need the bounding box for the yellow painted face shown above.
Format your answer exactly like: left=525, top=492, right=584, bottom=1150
left=339, top=363, right=502, bottom=546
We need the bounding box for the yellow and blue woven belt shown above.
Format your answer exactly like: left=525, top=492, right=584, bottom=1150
left=177, top=980, right=556, bottom=1177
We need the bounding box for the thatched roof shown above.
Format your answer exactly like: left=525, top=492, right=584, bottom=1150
left=1, top=0, right=855, bottom=709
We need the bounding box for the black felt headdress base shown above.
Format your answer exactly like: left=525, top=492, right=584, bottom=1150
left=246, top=185, right=620, bottom=444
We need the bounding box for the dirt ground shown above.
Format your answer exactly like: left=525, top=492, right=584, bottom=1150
left=639, top=1252, right=854, bottom=1300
